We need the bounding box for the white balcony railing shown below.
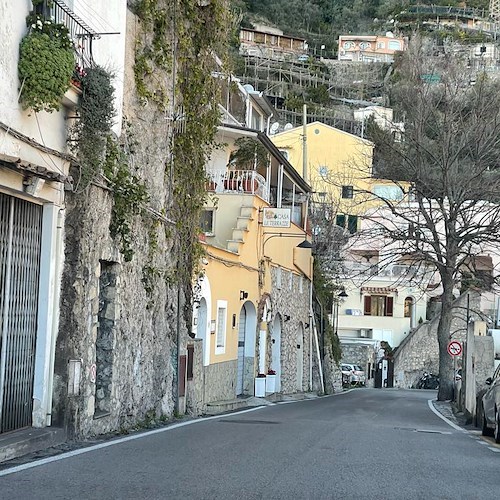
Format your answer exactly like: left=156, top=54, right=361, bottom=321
left=207, top=169, right=268, bottom=201
left=341, top=261, right=433, bottom=281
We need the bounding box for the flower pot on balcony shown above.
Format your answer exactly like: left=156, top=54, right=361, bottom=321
left=266, top=374, right=276, bottom=393
left=243, top=179, right=258, bottom=193
left=254, top=376, right=266, bottom=397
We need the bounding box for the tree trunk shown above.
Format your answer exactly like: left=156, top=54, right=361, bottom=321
left=437, top=279, right=455, bottom=401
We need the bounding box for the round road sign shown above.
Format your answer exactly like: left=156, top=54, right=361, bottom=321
left=447, top=341, right=462, bottom=357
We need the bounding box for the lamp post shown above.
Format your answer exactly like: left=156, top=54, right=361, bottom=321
left=332, top=289, right=348, bottom=336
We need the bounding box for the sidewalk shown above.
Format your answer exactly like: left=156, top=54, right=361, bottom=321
left=432, top=399, right=469, bottom=427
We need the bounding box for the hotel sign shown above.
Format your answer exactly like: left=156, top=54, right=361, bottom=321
left=262, top=208, right=291, bottom=228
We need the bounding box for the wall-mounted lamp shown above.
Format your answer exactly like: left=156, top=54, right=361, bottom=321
left=240, top=290, right=249, bottom=300
left=284, top=315, right=291, bottom=322
left=263, top=232, right=313, bottom=256
left=304, top=322, right=310, bottom=329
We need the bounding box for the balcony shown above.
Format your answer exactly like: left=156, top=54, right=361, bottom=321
left=207, top=169, right=268, bottom=201
left=341, top=261, right=433, bottom=282
left=35, top=0, right=99, bottom=68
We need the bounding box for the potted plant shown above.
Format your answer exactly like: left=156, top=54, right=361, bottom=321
left=266, top=369, right=277, bottom=393
left=254, top=373, right=266, bottom=397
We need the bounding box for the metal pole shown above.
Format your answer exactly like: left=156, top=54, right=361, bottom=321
left=302, top=104, right=308, bottom=183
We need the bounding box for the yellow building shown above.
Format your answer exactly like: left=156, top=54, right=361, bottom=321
left=272, top=121, right=374, bottom=233
left=191, top=83, right=318, bottom=410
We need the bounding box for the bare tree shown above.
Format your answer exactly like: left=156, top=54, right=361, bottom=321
left=359, top=38, right=500, bottom=400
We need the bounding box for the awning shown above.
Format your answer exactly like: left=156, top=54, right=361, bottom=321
left=361, top=286, right=397, bottom=294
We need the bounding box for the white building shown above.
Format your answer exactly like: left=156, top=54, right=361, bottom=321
left=0, top=0, right=126, bottom=435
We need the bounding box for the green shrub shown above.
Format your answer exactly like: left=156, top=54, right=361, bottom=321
left=18, top=18, right=74, bottom=112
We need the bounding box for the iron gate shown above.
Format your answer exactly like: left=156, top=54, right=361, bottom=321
left=0, top=192, right=43, bottom=433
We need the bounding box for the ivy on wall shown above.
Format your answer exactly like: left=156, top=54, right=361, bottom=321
left=72, top=66, right=115, bottom=189
left=132, top=0, right=231, bottom=283
left=103, top=136, right=149, bottom=262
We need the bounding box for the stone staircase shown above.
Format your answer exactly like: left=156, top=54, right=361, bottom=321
left=227, top=204, right=256, bottom=253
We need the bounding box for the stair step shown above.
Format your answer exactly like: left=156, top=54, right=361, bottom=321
left=205, top=399, right=248, bottom=415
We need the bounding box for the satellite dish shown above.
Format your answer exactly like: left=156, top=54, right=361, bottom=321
left=243, top=84, right=255, bottom=93
left=269, top=122, right=280, bottom=135
left=284, top=123, right=293, bottom=130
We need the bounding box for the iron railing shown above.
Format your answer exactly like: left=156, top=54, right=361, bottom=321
left=34, top=0, right=99, bottom=68
left=206, top=169, right=268, bottom=201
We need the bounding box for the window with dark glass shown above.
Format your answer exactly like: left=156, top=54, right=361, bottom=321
left=342, top=185, right=354, bottom=199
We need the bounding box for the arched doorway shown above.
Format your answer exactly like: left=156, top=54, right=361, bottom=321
left=193, top=275, right=211, bottom=366
left=236, top=301, right=257, bottom=396
left=404, top=296, right=415, bottom=329
left=296, top=324, right=304, bottom=391
left=271, top=315, right=282, bottom=392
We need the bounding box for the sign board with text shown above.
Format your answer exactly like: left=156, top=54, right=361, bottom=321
left=262, top=208, right=291, bottom=228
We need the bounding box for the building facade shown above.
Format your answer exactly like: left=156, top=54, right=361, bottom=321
left=194, top=82, right=319, bottom=405
left=338, top=34, right=407, bottom=63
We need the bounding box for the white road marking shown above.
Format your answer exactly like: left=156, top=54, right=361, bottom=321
left=427, top=399, right=465, bottom=432
left=0, top=405, right=267, bottom=478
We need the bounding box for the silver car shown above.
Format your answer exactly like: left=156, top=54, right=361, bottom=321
left=480, top=364, right=500, bottom=443
left=341, top=363, right=366, bottom=386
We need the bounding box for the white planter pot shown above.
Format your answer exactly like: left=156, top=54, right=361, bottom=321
left=254, top=377, right=266, bottom=397
left=266, top=374, right=276, bottom=393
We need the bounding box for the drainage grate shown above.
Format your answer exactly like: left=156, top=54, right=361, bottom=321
left=219, top=419, right=280, bottom=425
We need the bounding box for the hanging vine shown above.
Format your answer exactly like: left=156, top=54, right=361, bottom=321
left=72, top=66, right=115, bottom=190
left=132, top=0, right=232, bottom=284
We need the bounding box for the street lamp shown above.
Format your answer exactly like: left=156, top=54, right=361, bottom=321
left=332, top=289, right=348, bottom=336
left=262, top=232, right=312, bottom=256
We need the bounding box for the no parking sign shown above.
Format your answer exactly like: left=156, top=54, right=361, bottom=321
left=447, top=341, right=462, bottom=357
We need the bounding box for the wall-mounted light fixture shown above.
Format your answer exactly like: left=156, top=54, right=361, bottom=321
left=304, top=322, right=310, bottom=329
left=240, top=290, right=249, bottom=300
left=262, top=232, right=313, bottom=256
left=284, top=315, right=291, bottom=322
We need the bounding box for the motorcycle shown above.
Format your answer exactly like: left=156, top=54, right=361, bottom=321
left=416, top=371, right=439, bottom=389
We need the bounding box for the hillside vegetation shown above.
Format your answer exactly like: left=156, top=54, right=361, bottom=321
left=234, top=1, right=490, bottom=54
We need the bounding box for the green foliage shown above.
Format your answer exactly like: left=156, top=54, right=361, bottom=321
left=133, top=0, right=231, bottom=284
left=72, top=66, right=115, bottom=188
left=103, top=137, right=149, bottom=262
left=132, top=0, right=173, bottom=109
left=306, top=85, right=331, bottom=105
left=228, top=137, right=268, bottom=169
left=18, top=16, right=74, bottom=112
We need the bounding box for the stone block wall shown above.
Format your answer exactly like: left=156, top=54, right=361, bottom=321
left=394, top=292, right=481, bottom=388
left=204, top=360, right=238, bottom=403
left=186, top=340, right=204, bottom=415
left=269, top=267, right=313, bottom=393
left=322, top=346, right=343, bottom=394
left=51, top=9, right=190, bottom=439
left=341, top=343, right=376, bottom=386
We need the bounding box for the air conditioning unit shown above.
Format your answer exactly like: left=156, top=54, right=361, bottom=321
left=359, top=328, right=372, bottom=338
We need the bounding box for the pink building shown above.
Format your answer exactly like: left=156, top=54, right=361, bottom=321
left=338, top=33, right=407, bottom=63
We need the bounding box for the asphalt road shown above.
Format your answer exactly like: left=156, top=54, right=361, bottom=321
left=0, top=389, right=498, bottom=500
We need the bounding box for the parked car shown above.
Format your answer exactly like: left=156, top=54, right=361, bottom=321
left=477, top=364, right=500, bottom=443
left=341, top=363, right=366, bottom=386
